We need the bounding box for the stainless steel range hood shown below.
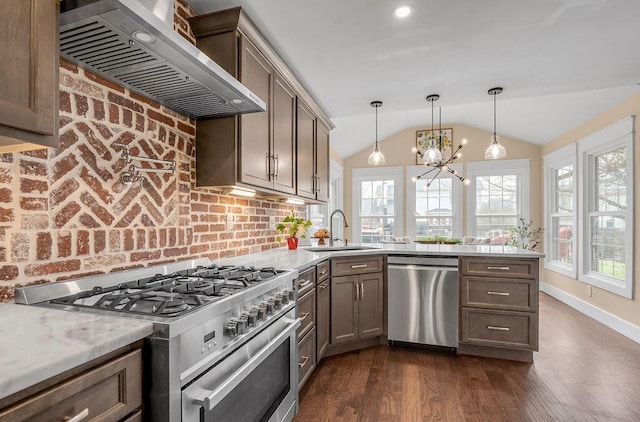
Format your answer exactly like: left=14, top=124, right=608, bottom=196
left=59, top=0, right=266, bottom=119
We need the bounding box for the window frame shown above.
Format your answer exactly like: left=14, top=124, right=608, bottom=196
left=544, top=143, right=578, bottom=278
left=352, top=166, right=404, bottom=243
left=466, top=159, right=530, bottom=239
left=406, top=164, right=463, bottom=239
left=578, top=116, right=634, bottom=299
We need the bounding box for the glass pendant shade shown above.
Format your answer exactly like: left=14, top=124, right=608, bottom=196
left=368, top=148, right=385, bottom=165
left=423, top=141, right=442, bottom=164
left=485, top=134, right=507, bottom=159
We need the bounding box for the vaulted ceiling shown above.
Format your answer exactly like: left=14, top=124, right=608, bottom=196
left=189, top=0, right=640, bottom=157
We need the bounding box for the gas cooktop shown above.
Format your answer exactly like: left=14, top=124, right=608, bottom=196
left=49, top=265, right=285, bottom=318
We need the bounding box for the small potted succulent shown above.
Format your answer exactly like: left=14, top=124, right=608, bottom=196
left=276, top=212, right=312, bottom=250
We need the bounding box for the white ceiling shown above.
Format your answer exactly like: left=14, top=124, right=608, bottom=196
left=189, top=0, right=640, bottom=157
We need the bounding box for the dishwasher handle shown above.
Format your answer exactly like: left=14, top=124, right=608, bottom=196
left=388, top=264, right=458, bottom=273
left=387, top=256, right=458, bottom=267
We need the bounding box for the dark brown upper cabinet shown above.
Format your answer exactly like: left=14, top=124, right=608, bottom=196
left=0, top=0, right=59, bottom=152
left=189, top=7, right=332, bottom=202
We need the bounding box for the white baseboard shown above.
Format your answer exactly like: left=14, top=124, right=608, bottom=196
left=540, top=281, right=640, bottom=345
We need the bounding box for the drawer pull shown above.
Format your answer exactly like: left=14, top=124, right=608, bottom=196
left=351, top=264, right=368, bottom=269
left=298, top=356, right=310, bottom=368
left=487, top=291, right=510, bottom=296
left=319, top=269, right=327, bottom=275
left=487, top=266, right=510, bottom=270
left=487, top=325, right=510, bottom=331
left=64, top=409, right=89, bottom=422
left=299, top=312, right=310, bottom=321
left=319, top=283, right=328, bottom=289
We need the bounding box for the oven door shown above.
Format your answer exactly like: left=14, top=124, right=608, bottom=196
left=183, top=311, right=300, bottom=422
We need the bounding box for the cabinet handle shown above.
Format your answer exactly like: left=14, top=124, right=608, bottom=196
left=487, top=325, right=510, bottom=331
left=360, top=282, right=364, bottom=301
left=299, top=312, right=310, bottom=321
left=487, top=266, right=510, bottom=270
left=355, top=282, right=360, bottom=301
left=266, top=153, right=272, bottom=179
left=298, top=356, right=310, bottom=368
left=351, top=264, right=368, bottom=269
left=273, top=154, right=279, bottom=178
left=318, top=269, right=327, bottom=275
left=298, top=279, right=312, bottom=290
left=64, top=408, right=89, bottom=422
left=487, top=291, right=510, bottom=296
left=319, top=283, right=328, bottom=289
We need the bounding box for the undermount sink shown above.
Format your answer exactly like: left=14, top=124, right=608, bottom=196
left=304, top=246, right=380, bottom=252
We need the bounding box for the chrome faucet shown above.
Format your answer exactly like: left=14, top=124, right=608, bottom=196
left=329, top=209, right=349, bottom=247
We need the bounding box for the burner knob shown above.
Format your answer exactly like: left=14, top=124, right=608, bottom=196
left=237, top=315, right=249, bottom=335
left=288, top=290, right=295, bottom=301
left=256, top=306, right=266, bottom=321
left=265, top=300, right=274, bottom=315
left=225, top=319, right=238, bottom=337
left=248, top=309, right=258, bottom=327
left=281, top=291, right=290, bottom=304
left=274, top=295, right=282, bottom=309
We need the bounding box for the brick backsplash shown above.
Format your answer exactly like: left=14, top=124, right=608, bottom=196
left=0, top=0, right=304, bottom=301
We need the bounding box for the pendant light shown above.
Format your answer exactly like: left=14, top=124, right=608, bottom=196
left=423, top=94, right=443, bottom=164
left=367, top=101, right=385, bottom=165
left=485, top=87, right=506, bottom=159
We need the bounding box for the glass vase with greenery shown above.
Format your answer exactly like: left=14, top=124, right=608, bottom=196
left=505, top=218, right=544, bottom=250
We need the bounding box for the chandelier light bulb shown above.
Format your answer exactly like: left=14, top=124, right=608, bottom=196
left=460, top=138, right=468, bottom=146
left=456, top=152, right=462, bottom=159
left=411, top=176, right=418, bottom=182
left=463, top=178, right=471, bottom=185
left=411, top=146, right=418, bottom=153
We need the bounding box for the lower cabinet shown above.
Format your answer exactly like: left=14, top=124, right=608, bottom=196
left=298, top=326, right=317, bottom=390
left=331, top=272, right=383, bottom=345
left=0, top=349, right=142, bottom=422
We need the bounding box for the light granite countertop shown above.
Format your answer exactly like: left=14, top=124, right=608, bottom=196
left=218, top=243, right=544, bottom=270
left=0, top=303, right=154, bottom=402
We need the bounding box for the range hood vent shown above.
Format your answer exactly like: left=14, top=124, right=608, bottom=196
left=60, top=0, right=266, bottom=119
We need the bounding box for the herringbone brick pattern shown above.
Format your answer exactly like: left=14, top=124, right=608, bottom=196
left=0, top=0, right=305, bottom=300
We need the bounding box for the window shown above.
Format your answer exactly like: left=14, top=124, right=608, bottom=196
left=578, top=117, right=634, bottom=298
left=406, top=164, right=462, bottom=239
left=544, top=144, right=577, bottom=277
left=466, top=159, right=530, bottom=240
left=308, top=161, right=343, bottom=240
left=352, top=167, right=403, bottom=243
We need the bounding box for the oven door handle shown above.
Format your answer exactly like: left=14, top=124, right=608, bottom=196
left=191, top=317, right=301, bottom=411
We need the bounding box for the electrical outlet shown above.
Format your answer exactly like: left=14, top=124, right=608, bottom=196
left=586, top=285, right=592, bottom=297
left=226, top=213, right=234, bottom=230
left=269, top=216, right=275, bottom=229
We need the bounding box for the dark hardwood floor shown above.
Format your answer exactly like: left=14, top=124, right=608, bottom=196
left=295, top=293, right=640, bottom=421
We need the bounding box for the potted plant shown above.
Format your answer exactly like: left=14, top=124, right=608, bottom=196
left=276, top=212, right=312, bottom=250
left=505, top=218, right=544, bottom=250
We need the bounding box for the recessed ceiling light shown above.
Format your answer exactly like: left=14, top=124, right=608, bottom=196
left=393, top=5, right=413, bottom=18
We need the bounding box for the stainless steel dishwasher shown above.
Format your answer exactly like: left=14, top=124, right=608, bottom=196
left=387, top=256, right=458, bottom=353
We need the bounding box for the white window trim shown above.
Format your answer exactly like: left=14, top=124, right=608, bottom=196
left=578, top=116, right=634, bottom=299
left=406, top=164, right=463, bottom=239
left=543, top=143, right=578, bottom=278
left=466, top=159, right=531, bottom=238
left=352, top=166, right=404, bottom=243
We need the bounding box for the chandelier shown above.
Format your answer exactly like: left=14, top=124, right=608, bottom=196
left=411, top=94, right=469, bottom=187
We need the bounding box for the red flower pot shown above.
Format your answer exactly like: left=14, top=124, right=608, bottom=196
left=286, top=237, right=298, bottom=250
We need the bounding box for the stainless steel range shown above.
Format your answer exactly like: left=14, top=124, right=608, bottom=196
left=15, top=258, right=300, bottom=422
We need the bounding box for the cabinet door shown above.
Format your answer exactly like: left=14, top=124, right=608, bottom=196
left=315, top=120, right=330, bottom=203
left=296, top=99, right=316, bottom=200
left=357, top=272, right=384, bottom=339
left=272, top=72, right=296, bottom=194
left=0, top=0, right=58, bottom=148
left=239, top=37, right=272, bottom=189
left=330, top=276, right=358, bottom=344
left=316, top=280, right=330, bottom=360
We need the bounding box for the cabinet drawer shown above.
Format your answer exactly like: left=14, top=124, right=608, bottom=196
left=297, top=288, right=316, bottom=338
left=316, top=260, right=330, bottom=282
left=461, top=308, right=538, bottom=351
left=0, top=349, right=142, bottom=422
left=461, top=277, right=537, bottom=312
left=298, top=326, right=316, bottom=390
left=297, top=267, right=316, bottom=296
left=460, top=258, right=538, bottom=279
left=331, top=255, right=383, bottom=277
